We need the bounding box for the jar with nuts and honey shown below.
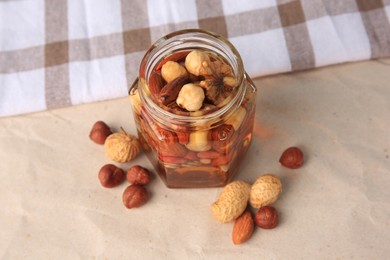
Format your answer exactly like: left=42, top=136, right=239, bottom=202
left=129, top=29, right=257, bottom=188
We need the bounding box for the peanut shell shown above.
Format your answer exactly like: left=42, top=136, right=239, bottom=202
left=211, top=180, right=251, bottom=223
left=249, top=174, right=282, bottom=209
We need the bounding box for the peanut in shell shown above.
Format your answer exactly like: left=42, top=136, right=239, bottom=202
left=249, top=174, right=282, bottom=208
left=211, top=180, right=251, bottom=223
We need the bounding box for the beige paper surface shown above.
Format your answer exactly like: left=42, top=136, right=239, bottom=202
left=1, top=60, right=389, bottom=259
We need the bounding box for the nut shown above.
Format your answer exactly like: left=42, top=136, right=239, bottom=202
left=197, top=150, right=220, bottom=159
left=159, top=156, right=187, bottom=164
left=98, top=164, right=125, bottom=188
left=176, top=83, right=205, bottom=112
left=129, top=89, right=142, bottom=114
left=232, top=210, right=254, bottom=245
left=161, top=61, right=188, bottom=83
left=176, top=131, right=190, bottom=145
left=166, top=102, right=190, bottom=116
left=126, top=165, right=151, bottom=185
left=249, top=174, right=282, bottom=209
left=122, top=185, right=148, bottom=209
left=211, top=124, right=235, bottom=153
left=158, top=143, right=188, bottom=157
left=148, top=71, right=164, bottom=96
left=158, top=75, right=189, bottom=105
left=190, top=103, right=218, bottom=117
left=156, top=127, right=178, bottom=143
left=185, top=130, right=212, bottom=152
left=225, top=106, right=246, bottom=131
left=89, top=121, right=112, bottom=145
left=254, top=206, right=278, bottom=229
left=184, top=50, right=213, bottom=76
left=223, top=76, right=238, bottom=87
left=279, top=147, right=304, bottom=169
left=199, top=158, right=211, bottom=164
left=211, top=151, right=235, bottom=166
left=155, top=51, right=190, bottom=71
left=155, top=127, right=188, bottom=157
left=184, top=151, right=198, bottom=161
left=211, top=180, right=251, bottom=223
left=104, top=127, right=142, bottom=163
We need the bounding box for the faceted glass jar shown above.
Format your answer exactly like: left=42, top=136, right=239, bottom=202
left=129, top=29, right=257, bottom=188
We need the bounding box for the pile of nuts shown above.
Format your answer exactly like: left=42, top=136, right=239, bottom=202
left=89, top=120, right=151, bottom=209
left=90, top=88, right=306, bottom=245
left=211, top=146, right=305, bottom=245
left=211, top=174, right=282, bottom=245
left=148, top=50, right=239, bottom=114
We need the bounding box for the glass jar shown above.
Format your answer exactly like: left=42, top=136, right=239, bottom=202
left=129, top=29, right=257, bottom=188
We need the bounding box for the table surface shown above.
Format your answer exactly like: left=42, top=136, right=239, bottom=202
left=1, top=59, right=389, bottom=259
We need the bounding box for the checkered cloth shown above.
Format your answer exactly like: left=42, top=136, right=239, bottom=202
left=1, top=0, right=390, bottom=117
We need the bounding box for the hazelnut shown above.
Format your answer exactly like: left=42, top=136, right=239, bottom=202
left=279, top=147, right=304, bottom=169
left=126, top=165, right=151, bottom=185
left=89, top=121, right=112, bottom=145
left=161, top=61, right=188, bottom=83
left=184, top=50, right=213, bottom=76
left=98, top=164, right=125, bottom=188
left=176, top=83, right=205, bottom=111
left=104, top=127, right=141, bottom=163
left=254, top=206, right=278, bottom=229
left=122, top=185, right=148, bottom=209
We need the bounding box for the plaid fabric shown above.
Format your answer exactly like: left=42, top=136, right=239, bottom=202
left=1, top=0, right=390, bottom=117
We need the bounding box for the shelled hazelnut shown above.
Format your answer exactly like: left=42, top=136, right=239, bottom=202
left=89, top=121, right=112, bottom=145
left=254, top=206, right=279, bottom=229
left=279, top=147, right=304, bottom=169
left=98, top=164, right=125, bottom=188
left=126, top=165, right=151, bottom=185
left=122, top=185, right=149, bottom=209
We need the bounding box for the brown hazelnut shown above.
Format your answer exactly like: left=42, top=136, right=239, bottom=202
left=89, top=121, right=112, bottom=145
left=279, top=146, right=304, bottom=169
left=98, top=164, right=125, bottom=188
left=126, top=165, right=151, bottom=185
left=254, top=206, right=278, bottom=229
left=122, top=185, right=148, bottom=209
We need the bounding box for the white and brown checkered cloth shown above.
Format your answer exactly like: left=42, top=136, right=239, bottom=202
left=1, top=0, right=390, bottom=117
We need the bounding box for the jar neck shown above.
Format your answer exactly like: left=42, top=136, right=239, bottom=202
left=138, top=29, right=245, bottom=128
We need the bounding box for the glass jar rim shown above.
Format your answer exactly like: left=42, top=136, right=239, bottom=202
left=138, top=29, right=246, bottom=126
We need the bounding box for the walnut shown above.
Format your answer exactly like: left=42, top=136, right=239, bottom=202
left=161, top=61, right=188, bottom=83
left=104, top=127, right=142, bottom=163
left=176, top=83, right=205, bottom=111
